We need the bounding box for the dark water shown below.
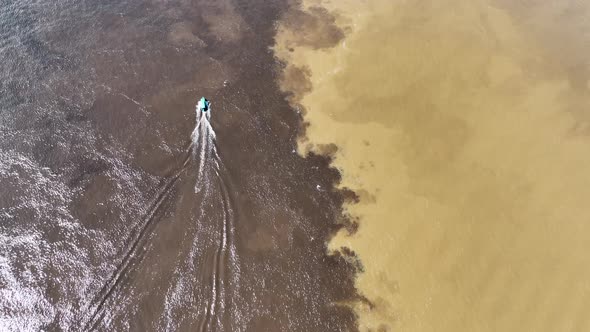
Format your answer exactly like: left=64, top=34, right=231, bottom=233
left=0, top=0, right=359, bottom=330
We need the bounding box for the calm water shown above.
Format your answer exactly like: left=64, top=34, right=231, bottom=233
left=277, top=0, right=590, bottom=331
left=0, top=0, right=359, bottom=330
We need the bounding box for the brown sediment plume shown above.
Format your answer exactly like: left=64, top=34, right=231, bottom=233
left=280, top=5, right=346, bottom=50
left=276, top=0, right=590, bottom=331
left=274, top=0, right=368, bottom=319
left=281, top=64, right=313, bottom=105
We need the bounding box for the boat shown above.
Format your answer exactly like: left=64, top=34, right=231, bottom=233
left=197, top=97, right=210, bottom=113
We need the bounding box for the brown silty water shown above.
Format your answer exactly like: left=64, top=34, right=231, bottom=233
left=276, top=0, right=590, bottom=331
left=0, top=0, right=361, bottom=331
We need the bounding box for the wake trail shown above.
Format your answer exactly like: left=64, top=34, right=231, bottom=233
left=80, top=113, right=198, bottom=331
left=192, top=109, right=215, bottom=191
left=190, top=109, right=237, bottom=332
left=82, top=105, right=237, bottom=331
left=81, top=143, right=193, bottom=331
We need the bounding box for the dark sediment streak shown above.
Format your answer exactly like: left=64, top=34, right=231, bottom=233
left=0, top=0, right=360, bottom=330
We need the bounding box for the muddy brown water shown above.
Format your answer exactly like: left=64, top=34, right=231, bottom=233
left=0, top=0, right=359, bottom=331
left=276, top=0, right=590, bottom=331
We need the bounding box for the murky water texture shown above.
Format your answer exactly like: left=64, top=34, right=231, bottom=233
left=1, top=0, right=359, bottom=330
left=276, top=0, right=590, bottom=331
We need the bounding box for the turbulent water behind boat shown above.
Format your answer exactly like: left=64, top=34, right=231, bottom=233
left=0, top=0, right=359, bottom=330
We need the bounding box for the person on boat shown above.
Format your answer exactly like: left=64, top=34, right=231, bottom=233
left=197, top=97, right=210, bottom=112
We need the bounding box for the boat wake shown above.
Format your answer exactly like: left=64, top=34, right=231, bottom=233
left=191, top=109, right=215, bottom=192
left=80, top=102, right=239, bottom=331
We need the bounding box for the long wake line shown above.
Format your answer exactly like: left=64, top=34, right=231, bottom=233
left=80, top=105, right=234, bottom=331
left=191, top=107, right=236, bottom=331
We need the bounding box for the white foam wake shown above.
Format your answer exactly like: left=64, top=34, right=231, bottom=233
left=191, top=108, right=216, bottom=193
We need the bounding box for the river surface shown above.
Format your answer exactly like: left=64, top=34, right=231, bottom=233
left=276, top=0, right=590, bottom=331
left=0, top=0, right=359, bottom=331
left=5, top=0, right=590, bottom=331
